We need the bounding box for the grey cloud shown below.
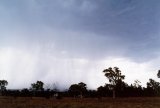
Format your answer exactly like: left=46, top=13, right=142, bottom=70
left=1, top=0, right=160, bottom=62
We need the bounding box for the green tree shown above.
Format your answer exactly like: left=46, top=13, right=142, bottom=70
left=30, top=81, right=44, bottom=91
left=103, top=67, right=125, bottom=98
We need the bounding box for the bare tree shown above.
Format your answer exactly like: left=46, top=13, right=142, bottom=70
left=103, top=67, right=125, bottom=98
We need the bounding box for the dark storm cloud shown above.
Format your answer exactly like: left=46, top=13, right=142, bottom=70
left=1, top=0, right=160, bottom=61
left=0, top=0, right=160, bottom=59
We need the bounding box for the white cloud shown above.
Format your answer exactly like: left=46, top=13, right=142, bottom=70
left=0, top=46, right=159, bottom=90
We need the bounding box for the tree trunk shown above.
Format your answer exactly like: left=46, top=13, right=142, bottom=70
left=80, top=92, right=83, bottom=99
left=113, top=90, right=115, bottom=99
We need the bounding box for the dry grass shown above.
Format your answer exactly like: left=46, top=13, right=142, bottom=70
left=0, top=97, right=160, bottom=108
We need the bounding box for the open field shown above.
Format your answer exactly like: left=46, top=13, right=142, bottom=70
left=0, top=97, right=160, bottom=108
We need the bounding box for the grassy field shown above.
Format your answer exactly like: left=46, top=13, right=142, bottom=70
left=0, top=97, right=160, bottom=108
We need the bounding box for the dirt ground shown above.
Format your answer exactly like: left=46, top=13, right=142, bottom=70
left=0, top=96, right=160, bottom=108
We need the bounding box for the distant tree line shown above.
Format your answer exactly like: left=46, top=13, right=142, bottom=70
left=0, top=67, right=160, bottom=99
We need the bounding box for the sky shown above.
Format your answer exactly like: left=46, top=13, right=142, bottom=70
left=0, top=0, right=160, bottom=90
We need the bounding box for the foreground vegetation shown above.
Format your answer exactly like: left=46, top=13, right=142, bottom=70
left=0, top=97, right=160, bottom=108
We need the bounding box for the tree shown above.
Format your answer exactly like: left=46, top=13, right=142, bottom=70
left=0, top=80, right=8, bottom=91
left=147, top=79, right=160, bottom=95
left=78, top=82, right=87, bottom=93
left=21, top=88, right=30, bottom=97
left=157, top=70, right=160, bottom=78
left=69, top=84, right=80, bottom=97
left=97, top=84, right=112, bottom=97
left=69, top=82, right=87, bottom=98
left=0, top=80, right=8, bottom=96
left=103, top=67, right=125, bottom=98
left=133, top=80, right=141, bottom=88
left=30, top=81, right=44, bottom=91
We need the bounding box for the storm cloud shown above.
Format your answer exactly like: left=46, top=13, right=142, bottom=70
left=0, top=0, right=160, bottom=89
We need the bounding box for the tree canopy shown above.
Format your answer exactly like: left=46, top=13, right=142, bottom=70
left=69, top=82, right=87, bottom=97
left=103, top=67, right=125, bottom=85
left=30, top=81, right=44, bottom=91
left=103, top=67, right=125, bottom=98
